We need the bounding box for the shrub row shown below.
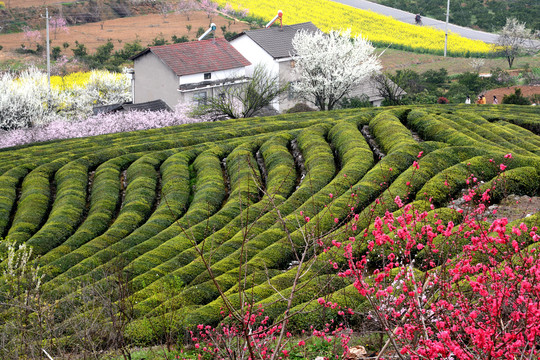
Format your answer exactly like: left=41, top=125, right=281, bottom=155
left=44, top=147, right=220, bottom=295
left=369, top=110, right=417, bottom=154
left=44, top=152, right=166, bottom=294
left=496, top=121, right=540, bottom=149
left=418, top=154, right=540, bottom=207
left=185, top=122, right=374, bottom=285
left=50, top=150, right=196, bottom=292
left=238, top=141, right=445, bottom=285
left=122, top=143, right=254, bottom=296
left=125, top=133, right=297, bottom=312
left=182, top=273, right=349, bottom=329
left=25, top=159, right=90, bottom=255
left=478, top=166, right=539, bottom=201
left=347, top=146, right=483, bottom=234
left=4, top=158, right=69, bottom=247
left=129, top=137, right=298, bottom=314
left=145, top=123, right=392, bottom=315
left=445, top=112, right=537, bottom=157
left=129, top=125, right=340, bottom=314
left=455, top=111, right=540, bottom=155
left=407, top=109, right=494, bottom=149
left=475, top=105, right=540, bottom=135
left=0, top=164, right=34, bottom=236
left=0, top=110, right=344, bottom=174
left=39, top=153, right=139, bottom=274
left=182, top=125, right=336, bottom=281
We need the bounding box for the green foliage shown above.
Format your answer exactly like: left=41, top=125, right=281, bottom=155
left=286, top=103, right=316, bottom=113
left=196, top=26, right=205, bottom=38
left=502, top=88, right=532, bottom=105
left=224, top=31, right=238, bottom=41
left=340, top=95, right=372, bottom=109
left=72, top=40, right=88, bottom=59
left=369, top=110, right=417, bottom=154
left=147, top=34, right=169, bottom=47
left=114, top=39, right=145, bottom=62
left=455, top=72, right=493, bottom=94
left=171, top=35, right=189, bottom=44
left=51, top=46, right=62, bottom=60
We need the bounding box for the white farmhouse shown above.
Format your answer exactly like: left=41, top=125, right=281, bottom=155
left=229, top=22, right=319, bottom=112
left=131, top=38, right=251, bottom=109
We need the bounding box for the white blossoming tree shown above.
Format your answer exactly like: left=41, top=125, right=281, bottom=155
left=291, top=28, right=382, bottom=111
left=497, top=18, right=538, bottom=69
left=0, top=68, right=130, bottom=130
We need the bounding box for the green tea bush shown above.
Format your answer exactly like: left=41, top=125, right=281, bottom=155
left=1, top=105, right=539, bottom=357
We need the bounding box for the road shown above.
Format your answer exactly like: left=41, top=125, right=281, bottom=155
left=331, top=0, right=501, bottom=43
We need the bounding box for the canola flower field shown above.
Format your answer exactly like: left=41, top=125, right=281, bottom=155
left=50, top=71, right=128, bottom=91
left=218, top=0, right=493, bottom=56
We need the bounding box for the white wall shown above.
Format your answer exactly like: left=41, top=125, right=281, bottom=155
left=133, top=53, right=180, bottom=109
left=134, top=52, right=250, bottom=109
left=179, top=66, right=249, bottom=106
left=278, top=59, right=302, bottom=112
left=180, top=67, right=247, bottom=85
left=230, top=36, right=278, bottom=77
left=230, top=35, right=284, bottom=111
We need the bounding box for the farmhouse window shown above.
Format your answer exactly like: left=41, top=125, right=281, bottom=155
left=194, top=91, right=208, bottom=105
left=204, top=72, right=212, bottom=80
left=287, top=81, right=297, bottom=100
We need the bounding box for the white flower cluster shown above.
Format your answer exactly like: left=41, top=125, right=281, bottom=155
left=0, top=68, right=131, bottom=130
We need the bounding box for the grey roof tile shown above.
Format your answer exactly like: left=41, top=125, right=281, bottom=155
left=237, top=22, right=320, bottom=59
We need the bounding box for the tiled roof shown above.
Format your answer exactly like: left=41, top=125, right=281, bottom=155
left=123, top=99, right=172, bottom=112
left=92, top=100, right=172, bottom=115
left=132, top=38, right=251, bottom=76
left=232, top=22, right=320, bottom=59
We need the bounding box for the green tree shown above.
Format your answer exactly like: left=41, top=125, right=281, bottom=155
left=502, top=88, right=531, bottom=105
left=195, top=64, right=289, bottom=119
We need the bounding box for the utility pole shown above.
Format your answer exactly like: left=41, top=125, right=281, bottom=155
left=42, top=7, right=51, bottom=91
left=444, top=0, right=450, bottom=57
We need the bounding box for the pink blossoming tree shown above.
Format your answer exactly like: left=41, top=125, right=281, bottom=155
left=331, top=154, right=540, bottom=360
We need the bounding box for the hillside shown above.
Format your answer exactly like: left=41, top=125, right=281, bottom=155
left=1, top=104, right=539, bottom=358
left=371, top=0, right=539, bottom=32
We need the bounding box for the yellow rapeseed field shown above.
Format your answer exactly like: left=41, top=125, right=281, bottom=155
left=218, top=0, right=493, bottom=56
left=51, top=72, right=91, bottom=91
left=51, top=71, right=128, bottom=91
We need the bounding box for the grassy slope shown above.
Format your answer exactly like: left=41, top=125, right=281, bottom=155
left=378, top=48, right=540, bottom=75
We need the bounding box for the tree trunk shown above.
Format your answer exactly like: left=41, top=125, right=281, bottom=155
left=507, top=55, right=514, bottom=69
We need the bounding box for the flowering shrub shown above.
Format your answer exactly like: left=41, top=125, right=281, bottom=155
left=212, top=0, right=493, bottom=56
left=190, top=304, right=352, bottom=360
left=50, top=16, right=69, bottom=39
left=437, top=96, right=449, bottom=104
left=0, top=104, right=208, bottom=149
left=0, top=68, right=130, bottom=130
left=221, top=2, right=248, bottom=18
left=331, top=153, right=540, bottom=359
left=0, top=68, right=57, bottom=130
left=22, top=26, right=42, bottom=49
